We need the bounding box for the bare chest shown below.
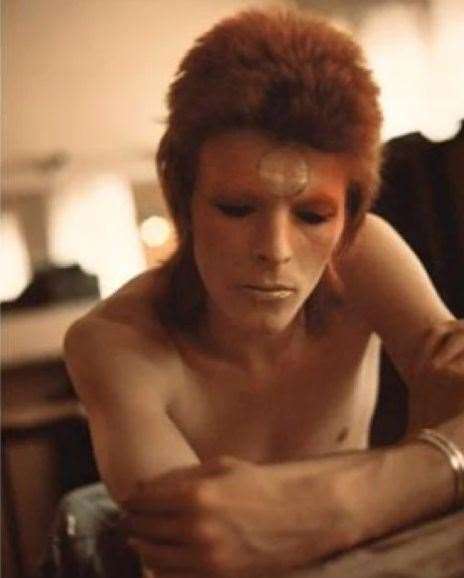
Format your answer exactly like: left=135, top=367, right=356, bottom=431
left=168, top=322, right=381, bottom=464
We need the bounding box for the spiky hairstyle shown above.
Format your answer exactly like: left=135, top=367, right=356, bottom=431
left=155, top=8, right=383, bottom=329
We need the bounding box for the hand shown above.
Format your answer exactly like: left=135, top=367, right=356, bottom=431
left=123, top=455, right=359, bottom=577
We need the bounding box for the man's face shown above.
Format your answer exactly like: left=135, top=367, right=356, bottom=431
left=191, top=129, right=348, bottom=334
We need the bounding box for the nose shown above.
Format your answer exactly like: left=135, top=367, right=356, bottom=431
left=253, top=211, right=292, bottom=265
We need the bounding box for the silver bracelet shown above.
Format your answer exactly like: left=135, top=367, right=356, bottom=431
left=415, top=428, right=464, bottom=511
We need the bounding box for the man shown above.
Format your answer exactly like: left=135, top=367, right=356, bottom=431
left=64, top=8, right=464, bottom=577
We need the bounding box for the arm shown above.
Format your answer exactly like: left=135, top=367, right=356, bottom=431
left=336, top=213, right=464, bottom=527
left=339, top=213, right=464, bottom=432
left=126, top=215, right=463, bottom=577
left=64, top=315, right=200, bottom=505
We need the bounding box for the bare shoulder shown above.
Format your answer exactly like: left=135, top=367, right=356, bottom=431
left=64, top=269, right=200, bottom=500
left=338, top=213, right=450, bottom=319
left=339, top=213, right=407, bottom=272
left=337, top=213, right=453, bottom=376
left=337, top=213, right=412, bottom=316
left=90, top=267, right=169, bottom=330
left=64, top=267, right=179, bottom=406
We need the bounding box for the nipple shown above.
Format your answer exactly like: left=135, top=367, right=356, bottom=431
left=258, top=146, right=310, bottom=197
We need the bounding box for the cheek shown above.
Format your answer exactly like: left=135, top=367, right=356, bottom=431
left=195, top=217, right=229, bottom=258
left=299, top=220, right=344, bottom=265
left=321, top=212, right=346, bottom=257
left=192, top=214, right=243, bottom=283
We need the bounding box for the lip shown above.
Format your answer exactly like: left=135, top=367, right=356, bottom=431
left=242, top=284, right=296, bottom=292
left=240, top=284, right=296, bottom=300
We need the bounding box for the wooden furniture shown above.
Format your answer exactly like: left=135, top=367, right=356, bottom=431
left=292, top=509, right=464, bottom=578
left=1, top=358, right=95, bottom=578
left=37, top=479, right=464, bottom=578
left=2, top=299, right=97, bottom=367
left=2, top=300, right=99, bottom=578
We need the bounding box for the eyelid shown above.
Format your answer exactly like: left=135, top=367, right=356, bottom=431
left=295, top=209, right=334, bottom=224
left=214, top=202, right=254, bottom=217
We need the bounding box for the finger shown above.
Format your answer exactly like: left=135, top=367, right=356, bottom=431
left=424, top=321, right=463, bottom=356
left=129, top=538, right=198, bottom=571
left=423, top=321, right=464, bottom=372
left=123, top=459, right=240, bottom=514
left=124, top=482, right=198, bottom=514
left=125, top=475, right=226, bottom=515
left=435, top=328, right=464, bottom=365
left=207, top=455, right=245, bottom=471
left=124, top=496, right=184, bottom=514
left=126, top=513, right=192, bottom=543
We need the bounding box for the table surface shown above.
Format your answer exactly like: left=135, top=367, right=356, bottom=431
left=291, top=509, right=464, bottom=578
left=2, top=359, right=83, bottom=431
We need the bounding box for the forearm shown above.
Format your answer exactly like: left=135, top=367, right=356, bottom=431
left=354, top=412, right=463, bottom=542
left=270, top=412, right=463, bottom=554
left=355, top=317, right=464, bottom=539
left=87, top=409, right=200, bottom=505
left=124, top=420, right=463, bottom=576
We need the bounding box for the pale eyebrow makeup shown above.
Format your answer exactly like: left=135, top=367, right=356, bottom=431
left=257, top=146, right=310, bottom=197
left=295, top=194, right=340, bottom=213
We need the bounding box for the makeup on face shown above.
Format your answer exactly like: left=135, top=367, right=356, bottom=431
left=258, top=146, right=310, bottom=198
left=191, top=130, right=350, bottom=336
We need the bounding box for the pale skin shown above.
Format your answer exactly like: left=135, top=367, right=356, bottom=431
left=65, top=129, right=464, bottom=577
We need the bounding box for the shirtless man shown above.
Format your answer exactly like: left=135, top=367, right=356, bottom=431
left=64, top=9, right=464, bottom=578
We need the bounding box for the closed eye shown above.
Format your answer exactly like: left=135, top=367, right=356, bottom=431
left=296, top=211, right=331, bottom=225
left=215, top=204, right=254, bottom=218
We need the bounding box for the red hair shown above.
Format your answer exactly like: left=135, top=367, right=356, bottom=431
left=156, top=8, right=383, bottom=328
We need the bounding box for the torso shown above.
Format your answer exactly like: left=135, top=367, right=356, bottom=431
left=168, top=311, right=380, bottom=463
left=95, top=268, right=381, bottom=465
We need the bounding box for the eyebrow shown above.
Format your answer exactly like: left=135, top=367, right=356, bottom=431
left=206, top=189, right=260, bottom=201
left=207, top=188, right=342, bottom=208
left=296, top=193, right=341, bottom=209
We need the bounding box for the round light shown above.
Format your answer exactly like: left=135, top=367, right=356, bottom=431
left=140, top=215, right=173, bottom=248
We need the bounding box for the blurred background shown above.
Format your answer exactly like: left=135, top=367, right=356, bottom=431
left=1, top=1, right=463, bottom=576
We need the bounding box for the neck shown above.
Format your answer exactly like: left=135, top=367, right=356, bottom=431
left=199, top=304, right=308, bottom=376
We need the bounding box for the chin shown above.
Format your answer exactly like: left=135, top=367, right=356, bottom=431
left=237, top=306, right=303, bottom=335
left=207, top=286, right=308, bottom=335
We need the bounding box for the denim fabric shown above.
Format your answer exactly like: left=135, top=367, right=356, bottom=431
left=36, top=483, right=141, bottom=578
